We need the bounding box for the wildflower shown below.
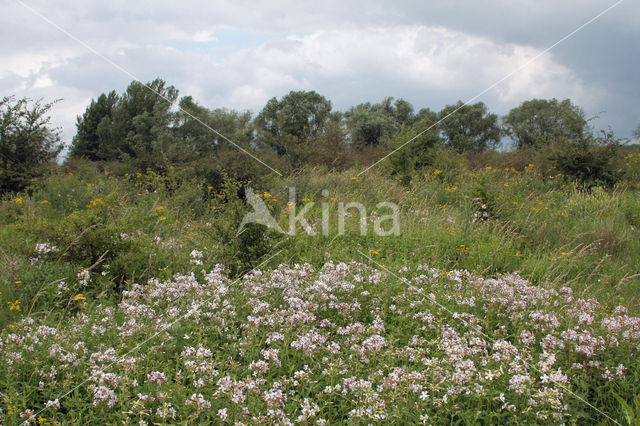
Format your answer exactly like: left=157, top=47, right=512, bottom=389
left=74, top=294, right=86, bottom=301
left=77, top=269, right=90, bottom=286
left=350, top=176, right=358, bottom=181
left=15, top=280, right=22, bottom=284
left=369, top=249, right=380, bottom=255
left=263, top=192, right=272, bottom=198
left=190, top=250, right=204, bottom=266
left=40, top=200, right=49, bottom=204
left=86, top=198, right=104, bottom=208
left=207, top=185, right=213, bottom=190
left=218, top=408, right=228, bottom=421
left=445, top=185, right=458, bottom=192
left=433, top=169, right=442, bottom=175
left=159, top=216, right=167, bottom=221
left=14, top=197, right=24, bottom=204
left=45, top=399, right=60, bottom=409
left=155, top=206, right=165, bottom=211
left=147, top=371, right=168, bottom=384
left=8, top=300, right=20, bottom=311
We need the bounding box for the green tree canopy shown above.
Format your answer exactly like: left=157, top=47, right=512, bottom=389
left=69, top=78, right=178, bottom=168
left=437, top=101, right=501, bottom=152
left=345, top=97, right=416, bottom=148
left=388, top=110, right=443, bottom=179
left=254, top=90, right=332, bottom=155
left=69, top=90, right=118, bottom=161
left=174, top=96, right=253, bottom=157
left=503, top=98, right=587, bottom=149
left=0, top=96, right=63, bottom=194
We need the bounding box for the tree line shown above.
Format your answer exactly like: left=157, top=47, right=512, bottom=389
left=2, top=77, right=636, bottom=194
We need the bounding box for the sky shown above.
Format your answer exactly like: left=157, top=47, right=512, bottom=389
left=1, top=0, right=639, bottom=152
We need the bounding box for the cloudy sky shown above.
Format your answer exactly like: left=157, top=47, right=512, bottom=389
left=2, top=0, right=639, bottom=151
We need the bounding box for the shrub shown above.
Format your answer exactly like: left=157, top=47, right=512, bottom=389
left=549, top=136, right=622, bottom=190
left=0, top=96, right=64, bottom=194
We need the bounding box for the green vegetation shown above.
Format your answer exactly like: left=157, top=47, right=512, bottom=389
left=1, top=81, right=640, bottom=424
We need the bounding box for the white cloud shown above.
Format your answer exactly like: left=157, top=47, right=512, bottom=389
left=1, top=0, right=637, bottom=142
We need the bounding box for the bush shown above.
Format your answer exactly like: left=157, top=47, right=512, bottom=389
left=549, top=136, right=622, bottom=190
left=0, top=96, right=64, bottom=194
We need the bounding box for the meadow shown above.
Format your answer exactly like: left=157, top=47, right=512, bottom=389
left=1, top=150, right=640, bottom=424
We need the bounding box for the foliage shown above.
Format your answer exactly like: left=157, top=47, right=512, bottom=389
left=344, top=97, right=416, bottom=148
left=387, top=113, right=443, bottom=182
left=503, top=98, right=588, bottom=149
left=254, top=90, right=332, bottom=155
left=437, top=101, right=501, bottom=152
left=69, top=91, right=119, bottom=161
left=0, top=96, right=63, bottom=194
left=2, top=156, right=640, bottom=423
left=68, top=78, right=179, bottom=168
left=174, top=96, right=253, bottom=158
left=549, top=132, right=622, bottom=190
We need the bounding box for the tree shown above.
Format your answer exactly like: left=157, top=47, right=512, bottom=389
left=0, top=96, right=63, bottom=194
left=437, top=101, right=501, bottom=152
left=113, top=78, right=179, bottom=167
left=69, top=91, right=119, bottom=161
left=388, top=110, right=443, bottom=180
left=345, top=97, right=415, bottom=148
left=633, top=123, right=640, bottom=140
left=68, top=78, right=179, bottom=168
left=503, top=98, right=587, bottom=149
left=254, top=90, right=332, bottom=155
left=174, top=96, right=253, bottom=157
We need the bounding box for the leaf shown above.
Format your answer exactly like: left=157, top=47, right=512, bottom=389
left=613, top=393, right=636, bottom=426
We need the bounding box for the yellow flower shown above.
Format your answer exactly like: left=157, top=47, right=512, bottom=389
left=433, top=169, right=442, bottom=175
left=207, top=185, right=213, bottom=190
left=287, top=201, right=294, bottom=207
left=155, top=206, right=165, bottom=211
left=8, top=300, right=20, bottom=311
left=514, top=251, right=523, bottom=257
left=263, top=192, right=272, bottom=198
left=40, top=200, right=49, bottom=204
left=74, top=294, right=86, bottom=301
left=445, top=185, right=458, bottom=192
left=369, top=249, right=380, bottom=255
left=38, top=416, right=47, bottom=424
left=14, top=197, right=24, bottom=204
left=350, top=176, right=359, bottom=181
left=159, top=216, right=167, bottom=221
left=302, top=197, right=311, bottom=202
left=86, top=198, right=104, bottom=208
left=15, top=280, right=22, bottom=284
